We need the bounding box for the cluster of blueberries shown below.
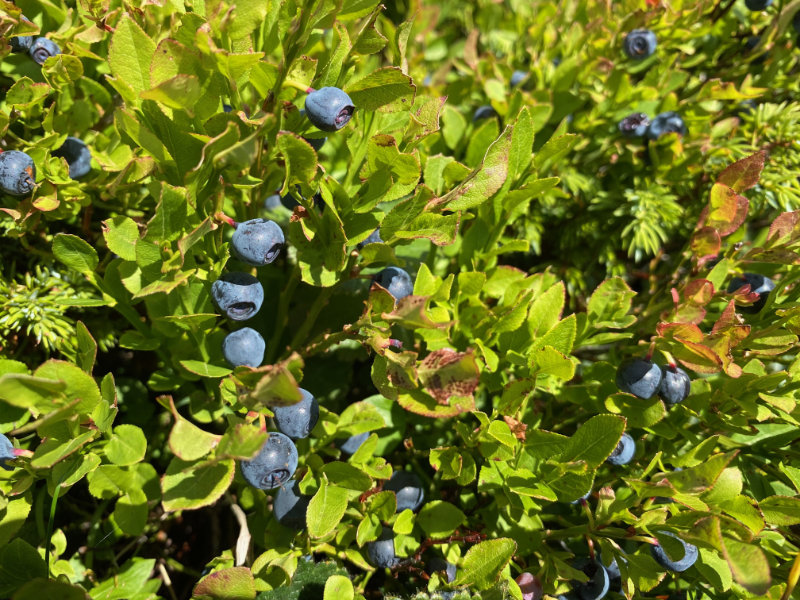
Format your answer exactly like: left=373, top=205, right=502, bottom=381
left=9, top=16, right=61, bottom=65
left=1, top=19, right=93, bottom=199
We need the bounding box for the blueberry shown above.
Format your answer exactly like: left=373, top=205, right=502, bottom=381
left=658, top=365, right=691, bottom=405
left=240, top=432, right=298, bottom=490
left=0, top=433, right=17, bottom=471
left=385, top=470, right=425, bottom=512
left=10, top=15, right=34, bottom=53
left=366, top=526, right=399, bottom=568
left=263, top=193, right=287, bottom=211
left=623, top=29, right=657, bottom=59
left=340, top=432, right=369, bottom=455
left=375, top=266, right=413, bottom=301
left=231, top=218, right=284, bottom=266
left=618, top=113, right=650, bottom=137
left=570, top=489, right=592, bottom=505
left=0, top=150, right=36, bottom=197
left=52, top=137, right=91, bottom=179
left=273, top=480, right=310, bottom=529
left=516, top=572, right=543, bottom=600
left=273, top=388, right=319, bottom=440
left=472, top=105, right=497, bottom=121
left=745, top=0, right=772, bottom=9
left=607, top=433, right=635, bottom=466
left=511, top=70, right=528, bottom=87
left=571, top=558, right=610, bottom=600
left=304, top=137, right=327, bottom=151
left=427, top=557, right=457, bottom=583
left=29, top=37, right=60, bottom=65
left=645, top=112, right=687, bottom=140
left=222, top=327, right=265, bottom=368
left=357, top=229, right=383, bottom=249
left=211, top=272, right=264, bottom=321
left=604, top=557, right=620, bottom=591
left=650, top=531, right=698, bottom=572
left=615, top=357, right=662, bottom=399
left=223, top=103, right=233, bottom=113
left=727, top=272, right=775, bottom=313
left=304, top=87, right=355, bottom=132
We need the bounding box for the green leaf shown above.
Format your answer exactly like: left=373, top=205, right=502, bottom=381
left=75, top=321, right=97, bottom=374
left=416, top=501, right=465, bottom=538
left=532, top=345, right=576, bottom=381
left=453, top=538, right=516, bottom=590
left=277, top=132, right=318, bottom=187
left=605, top=392, right=666, bottom=429
left=35, top=360, right=102, bottom=414
left=559, top=414, right=625, bottom=469
left=12, top=579, right=88, bottom=600
left=161, top=458, right=235, bottom=512
left=193, top=567, right=257, bottom=600
left=105, top=424, right=147, bottom=466
left=345, top=67, right=415, bottom=112
left=31, top=431, right=97, bottom=469
left=307, top=480, right=349, bottom=539
left=0, top=539, right=47, bottom=597
left=179, top=360, right=232, bottom=379
left=112, top=489, right=148, bottom=536
left=757, top=495, right=800, bottom=526
left=323, top=575, right=353, bottom=600
left=534, top=133, right=579, bottom=169
left=108, top=14, right=156, bottom=98
left=435, top=126, right=513, bottom=211
left=52, top=233, right=99, bottom=274
left=509, top=106, right=534, bottom=180
left=216, top=425, right=268, bottom=460
left=168, top=415, right=220, bottom=461
left=720, top=535, right=771, bottom=596
left=586, top=277, right=637, bottom=329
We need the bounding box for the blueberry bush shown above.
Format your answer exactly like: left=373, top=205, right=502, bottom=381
left=2, top=0, right=800, bottom=599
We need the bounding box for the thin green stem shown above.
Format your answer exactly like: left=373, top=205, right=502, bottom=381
left=266, top=267, right=300, bottom=363
left=287, top=286, right=333, bottom=352
left=45, top=473, right=67, bottom=577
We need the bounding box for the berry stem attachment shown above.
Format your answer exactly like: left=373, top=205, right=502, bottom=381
left=285, top=79, right=314, bottom=94
left=214, top=212, right=238, bottom=228
left=661, top=350, right=677, bottom=370
left=645, top=341, right=656, bottom=362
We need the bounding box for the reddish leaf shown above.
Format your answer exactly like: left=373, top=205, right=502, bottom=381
left=767, top=211, right=800, bottom=244
left=691, top=226, right=721, bottom=260
left=701, top=183, right=749, bottom=237
left=671, top=339, right=724, bottom=374
left=657, top=322, right=704, bottom=343
left=418, top=348, right=480, bottom=404
left=673, top=304, right=706, bottom=325
left=684, top=279, right=715, bottom=305
left=716, top=150, right=766, bottom=193
left=397, top=389, right=475, bottom=418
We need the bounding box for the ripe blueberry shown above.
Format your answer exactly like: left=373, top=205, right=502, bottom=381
left=745, top=0, right=772, bottom=9
left=511, top=70, right=528, bottom=87
left=53, top=137, right=92, bottom=179
left=273, top=480, right=310, bottom=529
left=427, top=557, right=457, bottom=583
left=618, top=113, right=650, bottom=137
left=516, top=572, right=543, bottom=600
left=231, top=218, right=284, bottom=266
left=222, top=327, right=265, bottom=368
left=615, top=357, right=662, bottom=399
left=340, top=432, right=369, bottom=455
left=606, top=433, right=635, bottom=466
left=240, top=432, right=298, bottom=490
left=304, top=87, right=355, bottom=132
left=472, top=105, right=498, bottom=121
left=571, top=558, right=610, bottom=600
left=10, top=15, right=33, bottom=53
left=623, top=29, right=657, bottom=59
left=211, top=272, right=264, bottom=321
left=650, top=531, right=698, bottom=572
left=727, top=272, right=775, bottom=313
left=0, top=150, right=36, bottom=196
left=385, top=471, right=425, bottom=512
left=0, top=433, right=18, bottom=471
left=658, top=365, right=691, bottom=405
left=646, top=112, right=687, bottom=140
left=375, top=266, right=413, bottom=301
left=263, top=193, right=283, bottom=211
left=29, top=37, right=60, bottom=65
left=366, top=526, right=399, bottom=568
left=358, top=229, right=383, bottom=249
left=273, top=388, right=320, bottom=440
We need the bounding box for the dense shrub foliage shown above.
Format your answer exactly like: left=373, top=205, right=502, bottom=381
left=1, top=0, right=800, bottom=598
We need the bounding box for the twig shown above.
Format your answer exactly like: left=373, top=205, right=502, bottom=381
left=230, top=501, right=251, bottom=567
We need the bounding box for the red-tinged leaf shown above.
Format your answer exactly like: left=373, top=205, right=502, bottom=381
left=684, top=279, right=715, bottom=305
left=397, top=389, right=475, bottom=418
left=671, top=339, right=724, bottom=374
left=193, top=567, right=256, bottom=600
left=741, top=247, right=800, bottom=264
left=711, top=301, right=747, bottom=338
left=767, top=210, right=800, bottom=244
left=702, top=183, right=749, bottom=237
left=691, top=226, right=721, bottom=260
left=384, top=350, right=419, bottom=391
left=418, top=348, right=480, bottom=404
left=673, top=304, right=706, bottom=325
left=382, top=295, right=448, bottom=329
left=716, top=150, right=766, bottom=193
left=656, top=322, right=705, bottom=343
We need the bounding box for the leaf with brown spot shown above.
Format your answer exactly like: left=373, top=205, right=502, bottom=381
left=716, top=150, right=765, bottom=193
left=418, top=348, right=480, bottom=405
